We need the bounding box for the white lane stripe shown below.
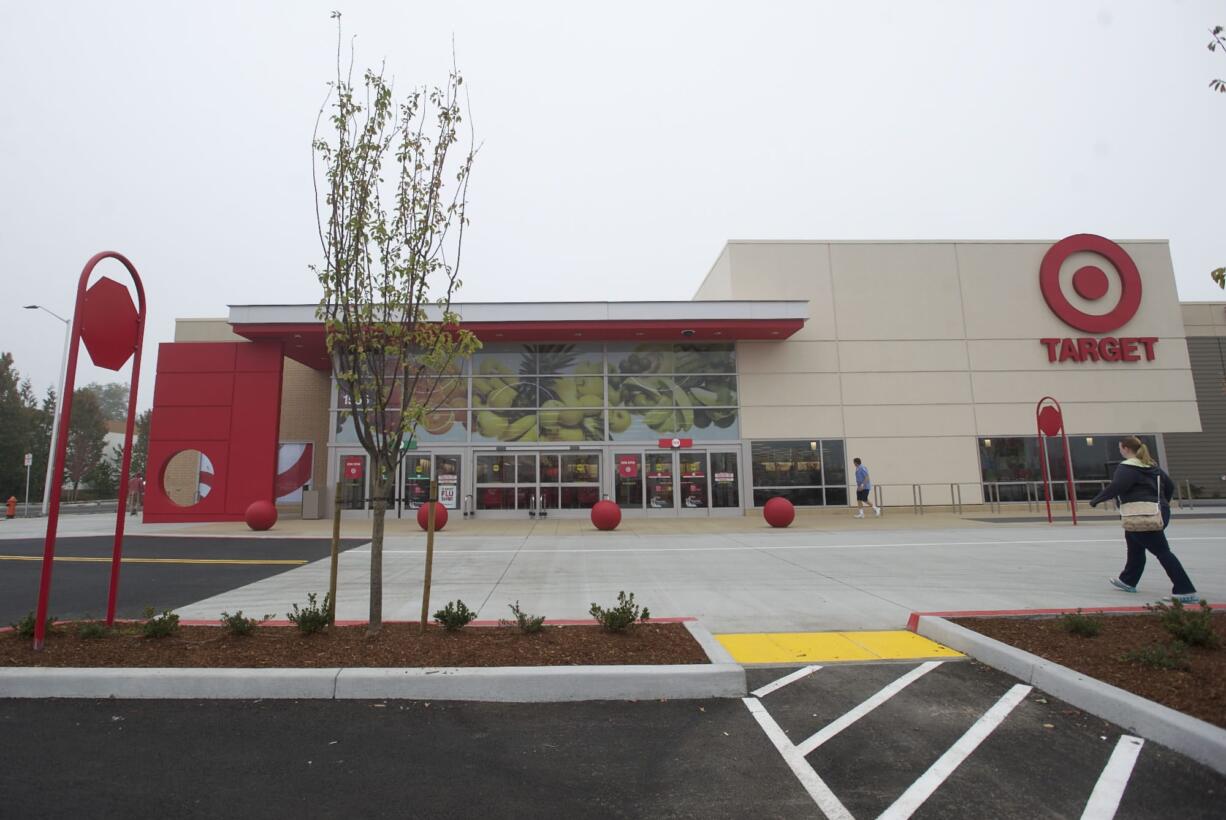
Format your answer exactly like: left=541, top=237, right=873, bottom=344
left=795, top=662, right=943, bottom=757
left=1080, top=735, right=1144, bottom=820
left=379, top=535, right=1224, bottom=556
left=742, top=698, right=854, bottom=820
left=877, top=684, right=1032, bottom=820
left=751, top=665, right=822, bottom=698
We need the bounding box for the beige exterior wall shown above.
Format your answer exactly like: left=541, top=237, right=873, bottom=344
left=695, top=240, right=1201, bottom=498
left=278, top=359, right=331, bottom=505
left=173, top=318, right=244, bottom=342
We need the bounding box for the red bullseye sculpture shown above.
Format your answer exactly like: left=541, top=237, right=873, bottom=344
left=417, top=502, right=449, bottom=531
left=591, top=500, right=621, bottom=531
left=244, top=499, right=277, bottom=531
left=763, top=497, right=795, bottom=528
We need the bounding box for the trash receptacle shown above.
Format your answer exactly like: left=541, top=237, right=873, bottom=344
left=301, top=489, right=322, bottom=520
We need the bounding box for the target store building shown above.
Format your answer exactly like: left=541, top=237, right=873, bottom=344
left=142, top=235, right=1226, bottom=522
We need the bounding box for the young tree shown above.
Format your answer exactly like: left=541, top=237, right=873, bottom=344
left=313, top=14, right=479, bottom=634
left=65, top=388, right=107, bottom=500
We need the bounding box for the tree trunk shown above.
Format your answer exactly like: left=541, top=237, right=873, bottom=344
left=419, top=478, right=438, bottom=635
left=327, top=483, right=342, bottom=625
left=368, top=479, right=387, bottom=636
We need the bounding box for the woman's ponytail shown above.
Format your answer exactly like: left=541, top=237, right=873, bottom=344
left=1122, top=435, right=1155, bottom=467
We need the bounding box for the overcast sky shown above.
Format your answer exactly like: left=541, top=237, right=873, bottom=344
left=3, top=1, right=1224, bottom=411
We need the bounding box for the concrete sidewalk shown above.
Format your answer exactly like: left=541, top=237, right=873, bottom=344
left=172, top=517, right=1226, bottom=633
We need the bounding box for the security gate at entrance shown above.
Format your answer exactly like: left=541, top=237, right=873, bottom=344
left=475, top=451, right=601, bottom=514
left=613, top=448, right=740, bottom=515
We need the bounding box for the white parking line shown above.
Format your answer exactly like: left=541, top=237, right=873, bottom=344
left=795, top=662, right=943, bottom=756
left=742, top=698, right=854, bottom=820
left=751, top=665, right=822, bottom=698
left=1080, top=735, right=1144, bottom=820
left=877, top=684, right=1032, bottom=820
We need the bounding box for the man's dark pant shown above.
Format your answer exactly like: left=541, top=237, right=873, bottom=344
left=1119, top=506, right=1196, bottom=595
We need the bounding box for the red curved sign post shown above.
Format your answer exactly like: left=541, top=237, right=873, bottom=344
left=32, top=252, right=147, bottom=650
left=1035, top=396, right=1078, bottom=526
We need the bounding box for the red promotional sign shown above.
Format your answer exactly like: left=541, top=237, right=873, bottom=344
left=1038, top=235, right=1157, bottom=364
left=617, top=455, right=639, bottom=478
left=343, top=456, right=364, bottom=480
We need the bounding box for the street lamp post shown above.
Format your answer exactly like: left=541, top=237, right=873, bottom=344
left=23, top=305, right=71, bottom=516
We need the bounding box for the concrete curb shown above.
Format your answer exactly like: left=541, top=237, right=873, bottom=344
left=0, top=667, right=341, bottom=699
left=915, top=615, right=1226, bottom=776
left=0, top=622, right=747, bottom=703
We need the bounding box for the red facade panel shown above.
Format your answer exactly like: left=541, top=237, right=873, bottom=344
left=153, top=373, right=235, bottom=408
left=143, top=341, right=283, bottom=523
left=149, top=406, right=232, bottom=441
left=156, top=342, right=238, bottom=374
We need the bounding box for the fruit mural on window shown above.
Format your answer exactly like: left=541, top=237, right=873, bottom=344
left=469, top=343, right=737, bottom=443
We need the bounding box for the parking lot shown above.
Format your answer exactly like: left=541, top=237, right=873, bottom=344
left=743, top=661, right=1225, bottom=818
left=2, top=660, right=1223, bottom=818
left=0, top=535, right=364, bottom=625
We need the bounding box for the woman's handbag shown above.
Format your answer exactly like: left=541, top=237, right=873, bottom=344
left=1119, top=475, right=1164, bottom=532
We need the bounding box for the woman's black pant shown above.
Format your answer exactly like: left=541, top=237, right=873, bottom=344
left=1119, top=506, right=1196, bottom=595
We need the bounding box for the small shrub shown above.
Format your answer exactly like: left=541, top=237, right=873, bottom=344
left=434, top=600, right=477, bottom=632
left=220, top=610, right=271, bottom=637
left=590, top=591, right=650, bottom=633
left=9, top=611, right=56, bottom=640
left=499, top=601, right=545, bottom=634
left=141, top=607, right=180, bottom=639
left=1147, top=599, right=1220, bottom=649
left=1058, top=609, right=1102, bottom=638
left=76, top=621, right=110, bottom=639
left=1124, top=641, right=1190, bottom=671
left=287, top=593, right=331, bottom=635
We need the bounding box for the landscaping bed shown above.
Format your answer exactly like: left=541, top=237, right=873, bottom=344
left=955, top=609, right=1226, bottom=729
left=1, top=622, right=709, bottom=669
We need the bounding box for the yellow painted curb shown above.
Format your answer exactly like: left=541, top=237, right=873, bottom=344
left=715, top=630, right=964, bottom=664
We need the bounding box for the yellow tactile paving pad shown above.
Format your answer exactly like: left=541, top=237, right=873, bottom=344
left=715, top=630, right=964, bottom=664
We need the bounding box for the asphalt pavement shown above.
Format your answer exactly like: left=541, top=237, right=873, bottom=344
left=2, top=660, right=1222, bottom=818
left=0, top=536, right=365, bottom=625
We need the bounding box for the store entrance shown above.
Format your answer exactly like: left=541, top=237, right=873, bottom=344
left=474, top=450, right=602, bottom=516
left=613, top=448, right=740, bottom=516
left=398, top=451, right=462, bottom=516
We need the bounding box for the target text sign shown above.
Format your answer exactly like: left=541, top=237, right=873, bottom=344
left=1038, top=234, right=1157, bottom=364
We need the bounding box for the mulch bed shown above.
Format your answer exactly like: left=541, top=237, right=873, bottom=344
left=1, top=622, right=709, bottom=669
left=955, top=612, right=1226, bottom=729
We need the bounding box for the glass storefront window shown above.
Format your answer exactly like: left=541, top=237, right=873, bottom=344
left=751, top=439, right=848, bottom=507
left=614, top=453, right=644, bottom=508
left=710, top=452, right=739, bottom=508
left=979, top=434, right=1160, bottom=501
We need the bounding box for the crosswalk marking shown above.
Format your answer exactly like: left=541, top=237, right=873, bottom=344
left=751, top=665, right=822, bottom=698
left=742, top=698, right=854, bottom=820
left=877, top=684, right=1032, bottom=820
left=795, top=661, right=943, bottom=756
left=1080, top=735, right=1144, bottom=819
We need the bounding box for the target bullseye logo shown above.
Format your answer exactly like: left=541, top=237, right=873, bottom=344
left=1039, top=234, right=1142, bottom=333
left=1038, top=234, right=1157, bottom=365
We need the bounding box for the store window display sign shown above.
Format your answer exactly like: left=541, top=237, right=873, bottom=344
left=1038, top=234, right=1159, bottom=364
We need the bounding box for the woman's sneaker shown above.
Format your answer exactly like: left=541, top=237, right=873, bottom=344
left=1108, top=578, right=1137, bottom=593
left=1164, top=593, right=1200, bottom=604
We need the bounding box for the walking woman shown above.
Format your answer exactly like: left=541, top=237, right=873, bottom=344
left=1089, top=436, right=1199, bottom=603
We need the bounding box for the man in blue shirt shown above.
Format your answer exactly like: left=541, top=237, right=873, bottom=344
left=853, top=458, right=880, bottom=518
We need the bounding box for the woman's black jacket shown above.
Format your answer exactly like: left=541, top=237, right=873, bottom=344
left=1089, top=462, right=1174, bottom=508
